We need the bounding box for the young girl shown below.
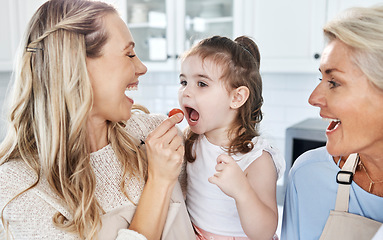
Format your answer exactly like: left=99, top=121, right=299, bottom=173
left=178, top=36, right=285, bottom=240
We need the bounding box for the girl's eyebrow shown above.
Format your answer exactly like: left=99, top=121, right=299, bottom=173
left=197, top=74, right=210, bottom=80
left=179, top=73, right=211, bottom=81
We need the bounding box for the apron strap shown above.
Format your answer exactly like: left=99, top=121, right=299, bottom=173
left=334, top=153, right=359, bottom=212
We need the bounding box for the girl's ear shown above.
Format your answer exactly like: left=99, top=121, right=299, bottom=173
left=230, top=86, right=249, bottom=109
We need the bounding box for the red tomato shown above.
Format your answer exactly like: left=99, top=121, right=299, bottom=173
left=168, top=108, right=184, bottom=123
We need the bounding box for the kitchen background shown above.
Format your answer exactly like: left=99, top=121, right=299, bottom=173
left=0, top=0, right=382, bottom=237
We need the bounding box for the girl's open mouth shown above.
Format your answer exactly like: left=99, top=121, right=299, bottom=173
left=185, top=107, right=200, bottom=125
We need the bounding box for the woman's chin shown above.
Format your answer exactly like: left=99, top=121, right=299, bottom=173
left=119, top=108, right=132, bottom=121
left=326, top=143, right=351, bottom=158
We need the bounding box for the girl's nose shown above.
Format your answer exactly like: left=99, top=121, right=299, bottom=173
left=178, top=82, right=191, bottom=97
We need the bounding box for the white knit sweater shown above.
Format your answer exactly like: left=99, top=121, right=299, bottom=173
left=0, top=113, right=194, bottom=240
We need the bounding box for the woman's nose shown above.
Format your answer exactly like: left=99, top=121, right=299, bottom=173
left=135, top=57, right=147, bottom=76
left=308, top=84, right=325, bottom=108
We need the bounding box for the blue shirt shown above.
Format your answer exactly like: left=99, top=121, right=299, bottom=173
left=281, top=147, right=383, bottom=240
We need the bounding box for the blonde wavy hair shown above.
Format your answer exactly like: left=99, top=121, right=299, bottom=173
left=0, top=0, right=147, bottom=239
left=323, top=4, right=383, bottom=90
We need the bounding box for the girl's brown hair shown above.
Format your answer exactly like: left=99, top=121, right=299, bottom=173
left=183, top=36, right=263, bottom=162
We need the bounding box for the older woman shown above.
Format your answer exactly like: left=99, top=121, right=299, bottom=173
left=281, top=5, right=383, bottom=240
left=0, top=0, right=194, bottom=239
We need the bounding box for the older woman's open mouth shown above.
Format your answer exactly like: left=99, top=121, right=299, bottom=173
left=326, top=119, right=341, bottom=132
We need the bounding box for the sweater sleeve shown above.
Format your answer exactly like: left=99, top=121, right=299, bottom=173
left=125, top=112, right=167, bottom=142
left=0, top=161, right=79, bottom=239
left=116, top=229, right=147, bottom=240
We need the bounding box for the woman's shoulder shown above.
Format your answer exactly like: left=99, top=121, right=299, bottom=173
left=0, top=159, right=73, bottom=220
left=293, top=146, right=330, bottom=167
left=0, top=160, right=37, bottom=189
left=0, top=160, right=37, bottom=208
left=289, top=146, right=333, bottom=179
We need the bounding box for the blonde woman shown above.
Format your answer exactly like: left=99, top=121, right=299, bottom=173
left=282, top=5, right=383, bottom=240
left=0, top=0, right=194, bottom=239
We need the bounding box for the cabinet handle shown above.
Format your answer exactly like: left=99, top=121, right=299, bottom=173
left=314, top=53, right=321, bottom=59
left=167, top=55, right=180, bottom=59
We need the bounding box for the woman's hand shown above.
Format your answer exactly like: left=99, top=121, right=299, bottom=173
left=145, top=112, right=185, bottom=186
left=129, top=112, right=184, bottom=240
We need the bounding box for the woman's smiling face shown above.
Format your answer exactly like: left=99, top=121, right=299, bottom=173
left=309, top=39, right=383, bottom=157
left=86, top=13, right=147, bottom=123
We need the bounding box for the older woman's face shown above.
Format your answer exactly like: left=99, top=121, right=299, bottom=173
left=309, top=39, right=383, bottom=157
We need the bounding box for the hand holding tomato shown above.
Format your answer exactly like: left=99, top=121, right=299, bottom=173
left=168, top=108, right=184, bottom=123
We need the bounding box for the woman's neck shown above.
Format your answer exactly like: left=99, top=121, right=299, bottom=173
left=87, top=118, right=109, bottom=152
left=358, top=153, right=383, bottom=180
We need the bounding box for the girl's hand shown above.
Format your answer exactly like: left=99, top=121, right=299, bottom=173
left=145, top=113, right=185, bottom=185
left=208, top=154, right=250, bottom=199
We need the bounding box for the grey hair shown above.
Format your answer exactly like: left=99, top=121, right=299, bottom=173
left=324, top=4, right=383, bottom=90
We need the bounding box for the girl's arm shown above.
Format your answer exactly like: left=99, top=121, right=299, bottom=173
left=128, top=113, right=184, bottom=240
left=209, top=151, right=278, bottom=240
left=237, top=151, right=278, bottom=239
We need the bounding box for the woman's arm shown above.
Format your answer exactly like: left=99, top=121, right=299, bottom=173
left=280, top=171, right=300, bottom=240
left=128, top=113, right=184, bottom=240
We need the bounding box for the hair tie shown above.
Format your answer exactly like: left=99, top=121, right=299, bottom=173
left=26, top=47, right=44, bottom=53
left=237, top=43, right=252, bottom=57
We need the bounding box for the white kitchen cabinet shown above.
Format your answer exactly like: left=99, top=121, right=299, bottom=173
left=249, top=0, right=383, bottom=74
left=121, top=0, right=331, bottom=73
left=0, top=0, right=46, bottom=72
left=0, top=0, right=19, bottom=71
left=327, top=0, right=383, bottom=22
left=248, top=0, right=327, bottom=73
left=122, top=0, right=246, bottom=71
left=118, top=0, right=328, bottom=74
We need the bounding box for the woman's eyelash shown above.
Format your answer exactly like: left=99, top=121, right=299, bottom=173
left=328, top=80, right=339, bottom=88
left=127, top=54, right=136, bottom=58
left=318, top=78, right=339, bottom=88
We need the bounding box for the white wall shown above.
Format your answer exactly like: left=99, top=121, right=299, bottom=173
left=0, top=72, right=11, bottom=140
